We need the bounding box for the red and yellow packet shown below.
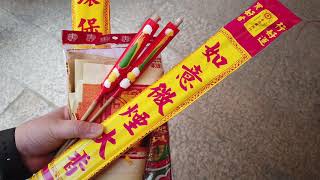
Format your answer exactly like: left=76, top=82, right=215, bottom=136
left=72, top=0, right=110, bottom=34
left=32, top=0, right=301, bottom=179
left=144, top=124, right=172, bottom=180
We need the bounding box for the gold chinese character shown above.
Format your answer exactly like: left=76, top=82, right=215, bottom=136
left=254, top=2, right=263, bottom=10
left=257, top=36, right=269, bottom=46
left=266, top=29, right=277, bottom=39
left=276, top=22, right=287, bottom=32
left=157, top=125, right=168, bottom=133
left=237, top=15, right=246, bottom=22
left=151, top=135, right=167, bottom=144
left=244, top=9, right=255, bottom=17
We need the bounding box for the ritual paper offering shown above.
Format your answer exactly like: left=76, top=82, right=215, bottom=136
left=144, top=124, right=172, bottom=180
left=32, top=0, right=301, bottom=179
left=72, top=0, right=110, bottom=34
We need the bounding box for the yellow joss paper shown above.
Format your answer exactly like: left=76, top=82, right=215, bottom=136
left=32, top=0, right=301, bottom=179
left=72, top=0, right=110, bottom=34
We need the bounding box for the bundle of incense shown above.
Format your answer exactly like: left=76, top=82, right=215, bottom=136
left=81, top=14, right=161, bottom=121
left=84, top=18, right=183, bottom=123
left=57, top=16, right=183, bottom=155
left=32, top=0, right=301, bottom=179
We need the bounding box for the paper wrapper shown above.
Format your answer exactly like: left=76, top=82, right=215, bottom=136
left=32, top=0, right=301, bottom=179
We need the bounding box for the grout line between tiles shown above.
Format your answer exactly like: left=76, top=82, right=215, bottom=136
left=24, top=87, right=58, bottom=109
left=6, top=76, right=59, bottom=108
left=0, top=88, right=25, bottom=116
left=0, top=6, right=61, bottom=44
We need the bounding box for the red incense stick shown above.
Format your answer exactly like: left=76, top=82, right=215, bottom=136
left=99, top=15, right=161, bottom=97
left=87, top=18, right=183, bottom=123
left=80, top=15, right=161, bottom=122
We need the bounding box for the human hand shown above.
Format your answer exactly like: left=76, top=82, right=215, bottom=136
left=15, top=106, right=104, bottom=172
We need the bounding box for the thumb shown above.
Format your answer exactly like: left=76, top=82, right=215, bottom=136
left=50, top=120, right=104, bottom=139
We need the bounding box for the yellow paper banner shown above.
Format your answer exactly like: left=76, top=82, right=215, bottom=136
left=32, top=28, right=251, bottom=179
left=72, top=0, right=110, bottom=34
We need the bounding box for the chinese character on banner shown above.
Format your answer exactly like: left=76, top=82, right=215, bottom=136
left=64, top=151, right=90, bottom=176
left=120, top=104, right=138, bottom=117
left=266, top=29, right=277, bottom=39
left=203, top=42, right=228, bottom=68
left=77, top=0, right=100, bottom=7
left=244, top=9, right=255, bottom=17
left=100, top=36, right=111, bottom=43
left=121, top=35, right=131, bottom=43
left=237, top=15, right=246, bottom=22
left=94, top=129, right=117, bottom=159
left=254, top=2, right=263, bottom=10
left=257, top=36, right=269, bottom=46
left=147, top=83, right=176, bottom=115
left=67, top=33, right=78, bottom=42
left=276, top=22, right=287, bottom=32
left=120, top=104, right=150, bottom=136
left=78, top=18, right=100, bottom=32
left=157, top=125, right=168, bottom=133
left=86, top=33, right=96, bottom=42
left=176, top=65, right=203, bottom=92
left=151, top=135, right=167, bottom=144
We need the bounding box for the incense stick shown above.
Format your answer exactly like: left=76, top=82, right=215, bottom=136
left=80, top=15, right=160, bottom=121
left=88, top=17, right=183, bottom=124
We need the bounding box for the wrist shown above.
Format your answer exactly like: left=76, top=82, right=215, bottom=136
left=15, top=125, right=28, bottom=156
left=15, top=126, right=33, bottom=172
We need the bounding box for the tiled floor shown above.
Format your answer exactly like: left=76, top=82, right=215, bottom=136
left=0, top=0, right=319, bottom=179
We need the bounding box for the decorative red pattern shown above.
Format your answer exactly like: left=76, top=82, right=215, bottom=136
left=224, top=0, right=301, bottom=56
left=62, top=30, right=137, bottom=45
left=62, top=30, right=156, bottom=45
